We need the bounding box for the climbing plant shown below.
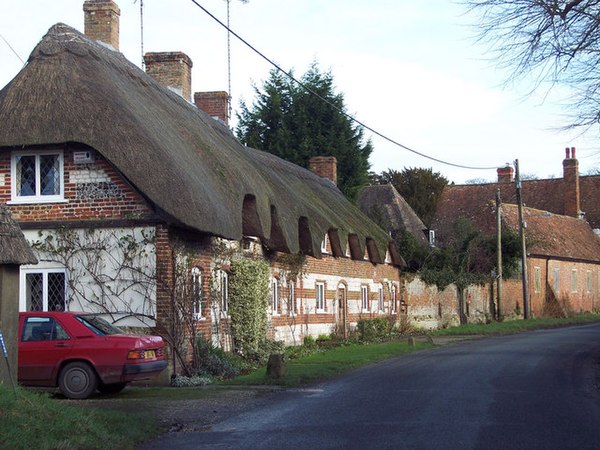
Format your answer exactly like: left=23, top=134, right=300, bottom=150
left=228, top=258, right=270, bottom=359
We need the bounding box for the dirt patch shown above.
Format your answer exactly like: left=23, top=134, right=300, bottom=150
left=70, top=386, right=281, bottom=433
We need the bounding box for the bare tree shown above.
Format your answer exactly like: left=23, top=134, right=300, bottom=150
left=466, top=0, right=600, bottom=128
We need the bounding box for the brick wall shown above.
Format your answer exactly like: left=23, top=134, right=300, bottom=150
left=309, top=156, right=337, bottom=185
left=0, top=145, right=153, bottom=222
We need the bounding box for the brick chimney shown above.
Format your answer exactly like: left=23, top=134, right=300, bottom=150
left=83, top=0, right=120, bottom=50
left=144, top=52, right=193, bottom=102
left=194, top=91, right=230, bottom=125
left=497, top=165, right=514, bottom=183
left=309, top=156, right=337, bottom=185
left=563, top=146, right=581, bottom=218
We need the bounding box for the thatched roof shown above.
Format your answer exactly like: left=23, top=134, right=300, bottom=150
left=0, top=24, right=400, bottom=265
left=0, top=204, right=37, bottom=265
left=358, top=184, right=429, bottom=247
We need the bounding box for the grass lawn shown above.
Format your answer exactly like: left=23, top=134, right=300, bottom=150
left=224, top=340, right=433, bottom=387
left=431, top=313, right=600, bottom=336
left=0, top=385, right=158, bottom=450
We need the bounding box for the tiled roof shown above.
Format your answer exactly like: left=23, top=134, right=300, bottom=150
left=501, top=205, right=600, bottom=262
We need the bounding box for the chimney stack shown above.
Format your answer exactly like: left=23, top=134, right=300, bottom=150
left=194, top=91, right=230, bottom=125
left=497, top=165, right=514, bottom=183
left=563, top=146, right=581, bottom=218
left=144, top=52, right=193, bottom=102
left=83, top=0, right=120, bottom=50
left=309, top=156, right=337, bottom=185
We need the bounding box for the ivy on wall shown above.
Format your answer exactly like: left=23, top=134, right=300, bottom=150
left=228, top=258, right=270, bottom=357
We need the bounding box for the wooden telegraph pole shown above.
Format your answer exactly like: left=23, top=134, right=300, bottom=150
left=496, top=188, right=503, bottom=321
left=514, top=159, right=530, bottom=319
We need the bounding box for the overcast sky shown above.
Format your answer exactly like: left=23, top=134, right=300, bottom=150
left=1, top=0, right=598, bottom=183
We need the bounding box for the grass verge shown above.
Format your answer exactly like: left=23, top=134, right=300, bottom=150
left=431, top=313, right=600, bottom=336
left=223, top=340, right=434, bottom=387
left=0, top=384, right=158, bottom=450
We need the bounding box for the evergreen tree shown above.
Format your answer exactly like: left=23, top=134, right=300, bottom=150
left=236, top=63, right=372, bottom=200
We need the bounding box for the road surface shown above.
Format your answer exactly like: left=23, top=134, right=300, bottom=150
left=140, top=323, right=600, bottom=449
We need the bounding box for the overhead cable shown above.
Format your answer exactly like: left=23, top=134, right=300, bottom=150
left=188, top=0, right=500, bottom=171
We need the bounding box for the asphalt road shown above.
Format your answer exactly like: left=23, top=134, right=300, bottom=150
left=140, top=324, right=600, bottom=450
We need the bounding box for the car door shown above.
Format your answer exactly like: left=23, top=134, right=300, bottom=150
left=18, top=316, right=73, bottom=385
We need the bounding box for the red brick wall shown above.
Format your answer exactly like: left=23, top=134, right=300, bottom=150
left=0, top=145, right=154, bottom=222
left=144, top=52, right=193, bottom=102
left=83, top=0, right=120, bottom=50
left=194, top=91, right=229, bottom=125
left=309, top=156, right=337, bottom=185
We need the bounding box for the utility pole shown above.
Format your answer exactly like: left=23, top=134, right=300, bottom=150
left=496, top=188, right=503, bottom=321
left=514, top=159, right=530, bottom=319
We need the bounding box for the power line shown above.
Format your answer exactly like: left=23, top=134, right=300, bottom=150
left=188, top=0, right=500, bottom=171
left=0, top=33, right=25, bottom=65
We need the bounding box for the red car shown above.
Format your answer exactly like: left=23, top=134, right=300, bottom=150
left=18, top=311, right=167, bottom=399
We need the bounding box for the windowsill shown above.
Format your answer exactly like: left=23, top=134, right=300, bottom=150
left=8, top=198, right=68, bottom=205
left=194, top=316, right=206, bottom=321
left=316, top=309, right=326, bottom=314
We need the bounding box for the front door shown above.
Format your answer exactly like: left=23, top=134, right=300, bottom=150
left=336, top=285, right=347, bottom=339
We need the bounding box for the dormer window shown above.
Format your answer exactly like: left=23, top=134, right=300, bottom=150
left=321, top=233, right=329, bottom=254
left=428, top=230, right=436, bottom=247
left=11, top=150, right=64, bottom=203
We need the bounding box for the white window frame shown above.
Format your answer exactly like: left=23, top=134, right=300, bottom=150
left=378, top=284, right=384, bottom=312
left=10, top=150, right=65, bottom=204
left=289, top=281, right=296, bottom=316
left=391, top=285, right=397, bottom=313
left=271, top=279, right=279, bottom=315
left=191, top=267, right=204, bottom=320
left=220, top=271, right=229, bottom=314
left=316, top=282, right=325, bottom=312
left=361, top=285, right=368, bottom=311
left=553, top=267, right=560, bottom=293
left=19, top=266, right=67, bottom=312
left=571, top=269, right=578, bottom=293
left=586, top=270, right=592, bottom=293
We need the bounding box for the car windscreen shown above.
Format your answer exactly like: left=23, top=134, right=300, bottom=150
left=76, top=315, right=124, bottom=336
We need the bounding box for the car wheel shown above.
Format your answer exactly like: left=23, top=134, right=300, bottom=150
left=98, top=382, right=127, bottom=395
left=58, top=362, right=98, bottom=399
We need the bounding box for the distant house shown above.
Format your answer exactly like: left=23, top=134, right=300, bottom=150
left=0, top=1, right=403, bottom=372
left=358, top=184, right=430, bottom=249
left=432, top=149, right=600, bottom=317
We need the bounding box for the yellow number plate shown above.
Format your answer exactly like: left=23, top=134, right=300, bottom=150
left=144, top=350, right=156, bottom=359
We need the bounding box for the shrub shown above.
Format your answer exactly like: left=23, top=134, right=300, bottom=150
left=195, top=338, right=242, bottom=379
left=356, top=317, right=395, bottom=341
left=171, top=374, right=212, bottom=387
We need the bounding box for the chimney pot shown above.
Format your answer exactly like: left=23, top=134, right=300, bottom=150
left=565, top=147, right=570, bottom=159
left=571, top=146, right=576, bottom=159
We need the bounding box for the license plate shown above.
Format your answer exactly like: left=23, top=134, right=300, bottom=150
left=144, top=350, right=156, bottom=359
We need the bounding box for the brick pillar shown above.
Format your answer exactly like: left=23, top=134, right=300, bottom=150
left=563, top=147, right=581, bottom=218
left=194, top=91, right=230, bottom=125
left=497, top=165, right=514, bottom=183
left=83, top=0, right=121, bottom=50
left=144, top=52, right=193, bottom=102
left=309, top=156, right=337, bottom=185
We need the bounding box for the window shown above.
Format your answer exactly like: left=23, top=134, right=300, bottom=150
left=378, top=284, right=384, bottom=312
left=361, top=285, right=368, bottom=311
left=21, top=317, right=69, bottom=342
left=191, top=267, right=203, bottom=319
left=587, top=271, right=592, bottom=293
left=571, top=269, right=578, bottom=293
left=534, top=267, right=541, bottom=293
left=391, top=285, right=397, bottom=313
left=289, top=281, right=296, bottom=316
left=220, top=271, right=228, bottom=313
left=316, top=282, right=325, bottom=312
left=553, top=267, right=560, bottom=292
left=321, top=233, right=329, bottom=254
left=428, top=230, right=436, bottom=247
left=20, top=268, right=66, bottom=312
left=272, top=280, right=279, bottom=314
left=11, top=150, right=64, bottom=203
